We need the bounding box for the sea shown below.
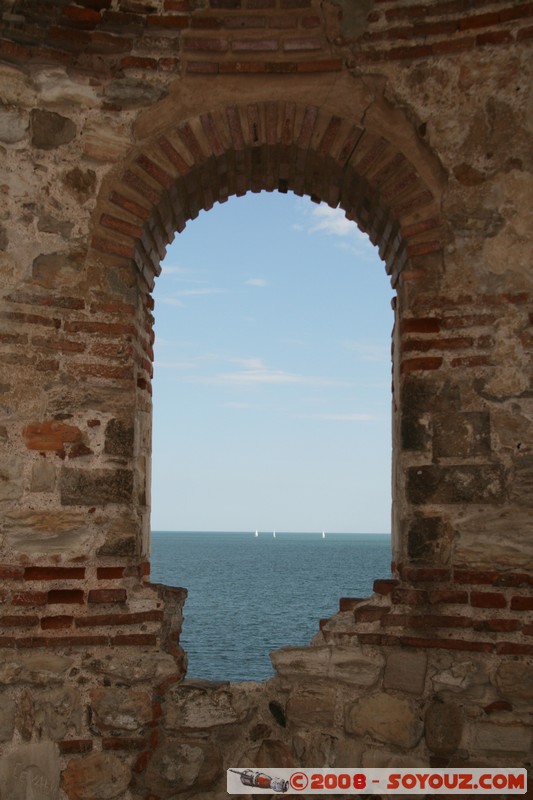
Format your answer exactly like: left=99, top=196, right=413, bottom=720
left=151, top=531, right=391, bottom=683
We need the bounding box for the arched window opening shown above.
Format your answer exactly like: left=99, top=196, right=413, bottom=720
left=150, top=191, right=393, bottom=681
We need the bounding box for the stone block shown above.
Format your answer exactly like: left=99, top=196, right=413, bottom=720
left=23, top=420, right=82, bottom=452
left=0, top=693, right=15, bottom=741
left=271, top=645, right=383, bottom=686
left=286, top=685, right=337, bottom=728
left=30, top=109, right=76, bottom=149
left=30, top=460, right=56, bottom=492
left=0, top=456, right=23, bottom=502
left=104, top=418, right=134, bottom=458
left=0, top=107, right=28, bottom=143
left=34, top=687, right=82, bottom=740
left=90, top=688, right=152, bottom=732
left=406, top=516, right=447, bottom=562
left=82, top=650, right=179, bottom=684
left=62, top=752, right=131, bottom=800
left=144, top=737, right=223, bottom=796
left=0, top=742, right=60, bottom=800
left=243, top=738, right=295, bottom=768
left=345, top=693, right=423, bottom=748
left=60, top=468, right=133, bottom=505
left=165, top=684, right=242, bottom=730
left=0, top=64, right=36, bottom=106
left=433, top=411, right=491, bottom=459
left=511, top=454, right=533, bottom=506
left=496, top=662, right=533, bottom=705
left=32, top=251, right=84, bottom=290
left=0, top=655, right=72, bottom=686
left=473, top=723, right=532, bottom=754
left=407, top=464, right=505, bottom=505
left=4, top=510, right=90, bottom=556
left=454, top=507, right=533, bottom=568
left=383, top=651, right=427, bottom=694
left=424, top=701, right=462, bottom=756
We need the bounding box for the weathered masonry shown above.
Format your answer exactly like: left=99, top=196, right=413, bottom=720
left=0, top=0, right=532, bottom=797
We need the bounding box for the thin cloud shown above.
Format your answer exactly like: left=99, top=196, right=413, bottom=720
left=303, top=412, right=378, bottom=422
left=245, top=278, right=268, bottom=287
left=309, top=205, right=355, bottom=237
left=154, top=360, right=197, bottom=370
left=186, top=365, right=350, bottom=388
left=343, top=341, right=390, bottom=363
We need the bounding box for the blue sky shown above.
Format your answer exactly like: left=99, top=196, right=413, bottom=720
left=151, top=192, right=394, bottom=533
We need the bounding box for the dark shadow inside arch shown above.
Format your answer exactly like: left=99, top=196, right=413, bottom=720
left=149, top=190, right=394, bottom=681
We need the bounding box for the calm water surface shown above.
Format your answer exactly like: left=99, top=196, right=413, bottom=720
left=151, top=531, right=391, bottom=682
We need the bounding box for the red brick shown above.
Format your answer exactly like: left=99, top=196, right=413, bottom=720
left=357, top=632, right=401, bottom=646
left=0, top=616, right=39, bottom=628
left=339, top=597, right=364, bottom=612
left=391, top=588, right=428, bottom=605
left=120, top=55, right=158, bottom=70
left=431, top=36, right=476, bottom=54
left=5, top=293, right=85, bottom=312
left=146, top=13, right=189, bottom=28
left=91, top=235, right=136, bottom=260
left=102, top=737, right=148, bottom=751
left=25, top=567, right=85, bottom=581
left=22, top=420, right=83, bottom=452
left=232, top=37, right=278, bottom=51
left=0, top=312, right=60, bottom=329
left=402, top=318, right=440, bottom=334
left=484, top=700, right=513, bottom=713
left=401, top=636, right=494, bottom=653
left=122, top=170, right=161, bottom=205
left=183, top=36, right=228, bottom=51
left=0, top=637, right=16, bottom=649
left=470, top=591, right=507, bottom=609
left=283, top=37, right=322, bottom=51
left=403, top=336, right=473, bottom=353
left=0, top=566, right=24, bottom=580
left=41, top=615, right=74, bottom=630
left=354, top=605, right=389, bottom=622
left=18, top=635, right=107, bottom=648
left=47, top=590, right=85, bottom=605
left=64, top=320, right=134, bottom=336
left=517, top=25, right=533, bottom=40
left=59, top=740, right=94, bottom=755
left=459, top=11, right=501, bottom=30
left=473, top=619, right=521, bottom=633
left=455, top=569, right=499, bottom=584
left=186, top=60, right=220, bottom=73
left=75, top=610, right=163, bottom=628
left=400, top=356, right=443, bottom=373
left=62, top=5, right=102, bottom=23
left=100, top=214, right=143, bottom=239
left=296, top=58, right=342, bottom=72
left=88, top=588, right=127, bottom=604
left=12, top=591, right=47, bottom=606
left=496, top=642, right=533, bottom=655
left=112, top=634, right=158, bottom=646
left=428, top=590, right=469, bottom=605
left=476, top=30, right=513, bottom=46
left=32, top=337, right=86, bottom=354
left=136, top=154, right=173, bottom=189
left=373, top=578, right=399, bottom=596
left=97, top=567, right=125, bottom=579
left=109, top=191, right=150, bottom=221
left=510, top=596, right=533, bottom=611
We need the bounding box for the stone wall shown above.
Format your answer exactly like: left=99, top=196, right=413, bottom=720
left=0, top=0, right=532, bottom=797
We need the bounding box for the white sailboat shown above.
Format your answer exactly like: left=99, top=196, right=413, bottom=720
left=322, top=531, right=326, bottom=539
left=273, top=530, right=276, bottom=538
left=254, top=530, right=259, bottom=538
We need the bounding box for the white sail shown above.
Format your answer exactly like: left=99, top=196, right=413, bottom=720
left=322, top=531, right=326, bottom=539
left=273, top=530, right=276, bottom=538
left=255, top=530, right=259, bottom=537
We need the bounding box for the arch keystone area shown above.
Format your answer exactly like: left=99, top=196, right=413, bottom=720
left=0, top=1, right=532, bottom=796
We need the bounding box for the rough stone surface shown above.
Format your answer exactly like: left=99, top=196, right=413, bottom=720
left=144, top=737, right=223, bottom=796
left=91, top=688, right=152, bottom=732
left=286, top=685, right=337, bottom=728
left=383, top=651, right=427, bottom=695
left=0, top=742, right=60, bottom=800
left=0, top=693, right=16, bottom=741
left=30, top=109, right=76, bottom=149
left=165, top=684, right=243, bottom=730
left=473, top=724, right=533, bottom=754
left=34, top=687, right=82, bottom=740
left=60, top=469, right=133, bottom=505
left=424, top=701, right=463, bottom=756
left=345, top=693, right=423, bottom=748
left=495, top=662, right=533, bottom=705
left=62, top=752, right=131, bottom=800
left=271, top=645, right=383, bottom=686
left=0, top=656, right=72, bottom=686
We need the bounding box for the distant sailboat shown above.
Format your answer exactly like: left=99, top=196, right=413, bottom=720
left=322, top=531, right=326, bottom=539
left=273, top=530, right=276, bottom=538
left=255, top=530, right=259, bottom=538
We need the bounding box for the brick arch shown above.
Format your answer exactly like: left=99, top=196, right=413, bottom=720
left=90, top=100, right=444, bottom=296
